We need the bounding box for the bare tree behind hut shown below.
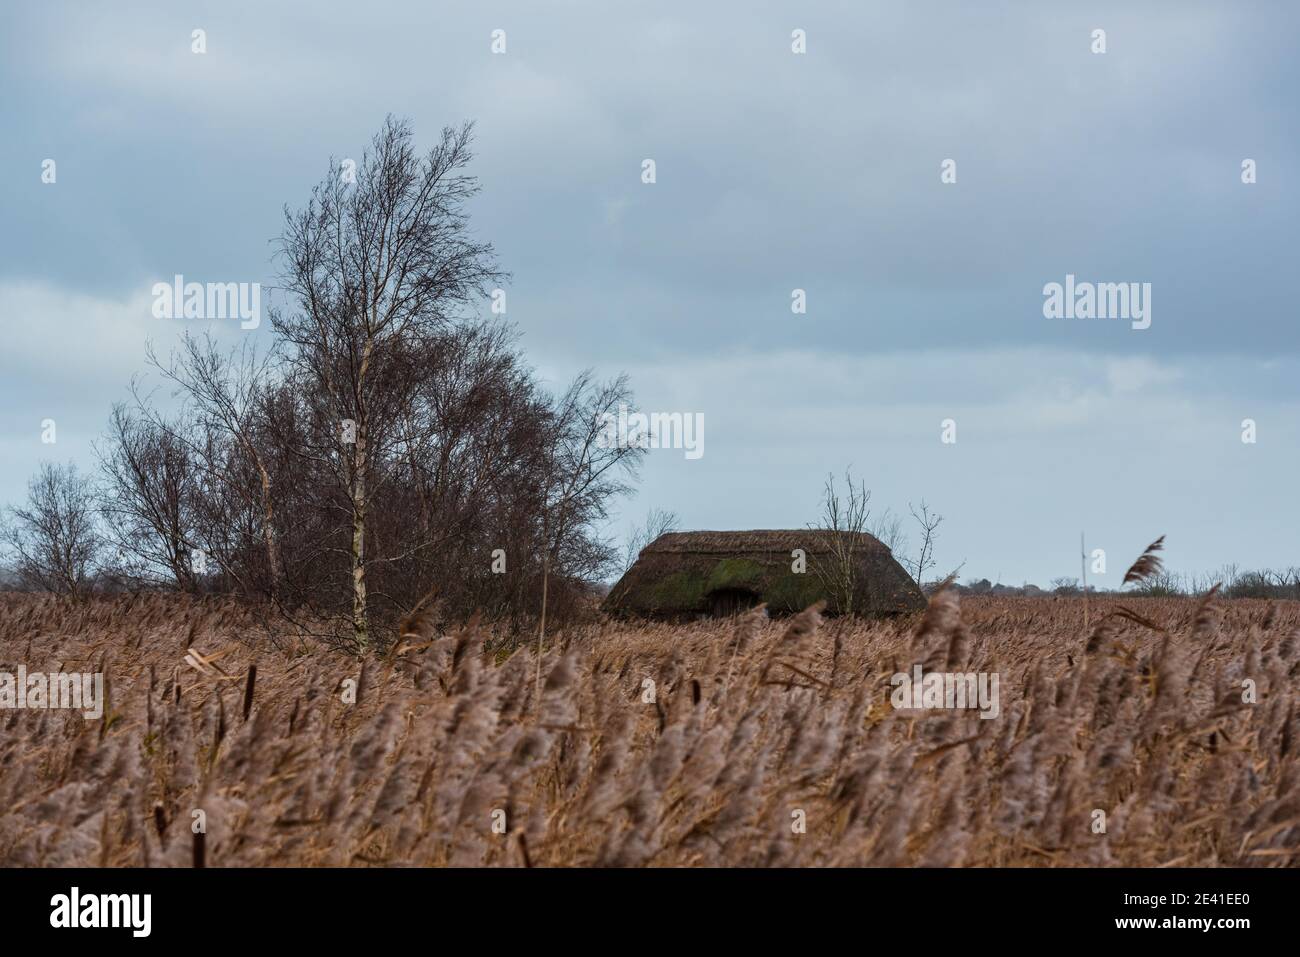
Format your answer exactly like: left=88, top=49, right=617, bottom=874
left=869, top=507, right=907, bottom=557
left=809, top=469, right=872, bottom=615
left=902, top=499, right=943, bottom=587
left=622, top=506, right=680, bottom=573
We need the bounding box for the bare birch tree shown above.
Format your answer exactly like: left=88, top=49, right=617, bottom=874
left=274, top=117, right=502, bottom=649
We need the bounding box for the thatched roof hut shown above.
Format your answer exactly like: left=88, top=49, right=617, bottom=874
left=603, top=529, right=925, bottom=619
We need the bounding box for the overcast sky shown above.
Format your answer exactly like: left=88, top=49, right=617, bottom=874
left=2, top=1, right=1298, bottom=586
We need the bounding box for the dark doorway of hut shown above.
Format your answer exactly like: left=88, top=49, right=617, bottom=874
left=708, top=587, right=760, bottom=618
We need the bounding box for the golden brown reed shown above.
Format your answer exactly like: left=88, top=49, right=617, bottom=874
left=1, top=588, right=1297, bottom=867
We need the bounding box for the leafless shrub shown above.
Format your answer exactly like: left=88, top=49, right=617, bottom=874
left=1, top=463, right=102, bottom=598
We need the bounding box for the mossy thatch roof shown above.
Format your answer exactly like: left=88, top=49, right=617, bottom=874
left=603, top=529, right=925, bottom=619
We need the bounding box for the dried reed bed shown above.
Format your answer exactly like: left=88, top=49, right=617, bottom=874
left=1, top=588, right=1297, bottom=867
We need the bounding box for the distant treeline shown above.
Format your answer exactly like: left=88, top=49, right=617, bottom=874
left=943, top=568, right=1300, bottom=600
